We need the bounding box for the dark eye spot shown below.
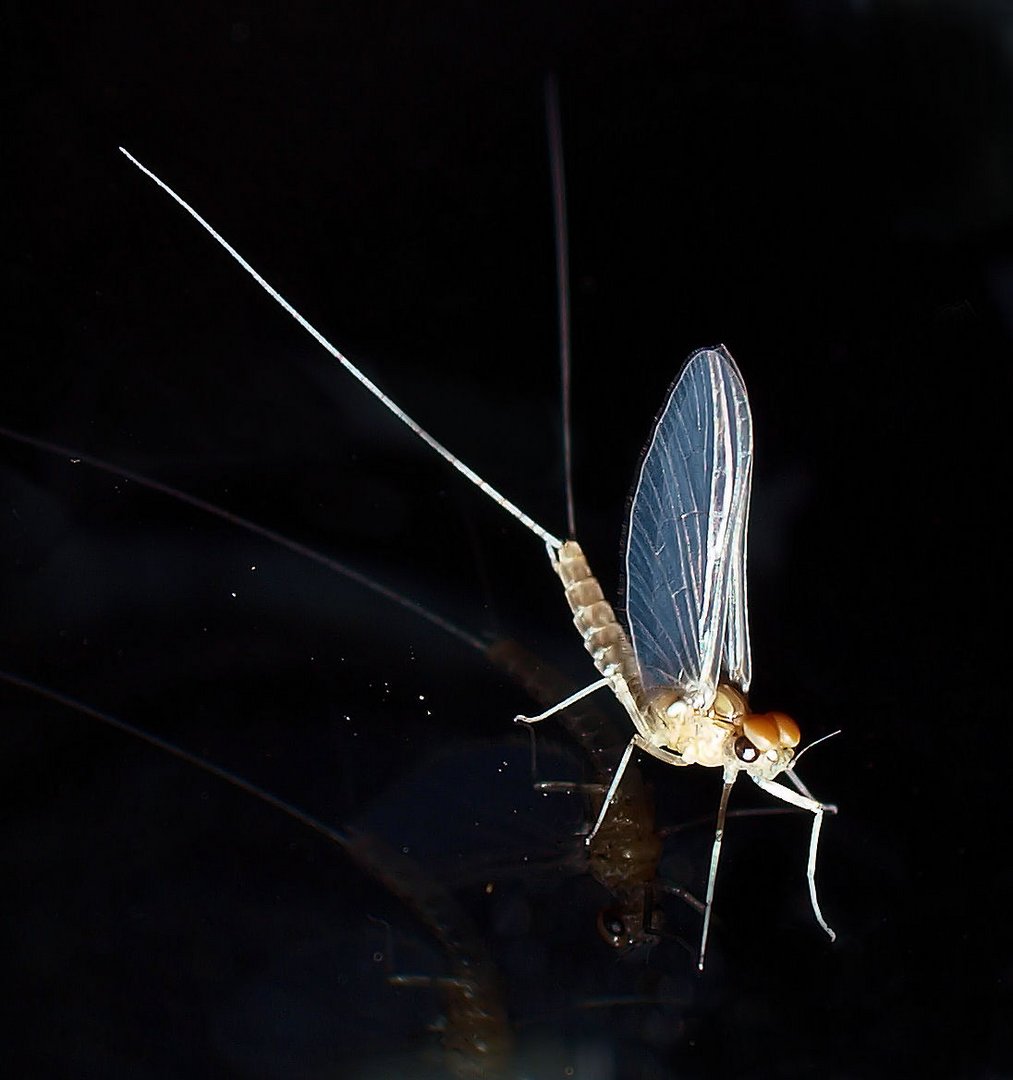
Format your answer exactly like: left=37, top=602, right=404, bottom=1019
left=596, top=907, right=629, bottom=948
left=735, top=736, right=759, bottom=763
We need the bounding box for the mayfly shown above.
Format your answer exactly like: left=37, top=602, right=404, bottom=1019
left=119, top=134, right=835, bottom=969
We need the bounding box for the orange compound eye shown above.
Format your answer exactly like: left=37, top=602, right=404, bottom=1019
left=768, top=711, right=800, bottom=748
left=741, top=712, right=780, bottom=751
left=742, top=711, right=801, bottom=750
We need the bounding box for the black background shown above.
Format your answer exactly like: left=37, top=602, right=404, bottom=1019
left=5, top=3, right=1011, bottom=1077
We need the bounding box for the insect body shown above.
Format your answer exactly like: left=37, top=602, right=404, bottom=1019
left=119, top=150, right=834, bottom=970
left=532, top=349, right=834, bottom=967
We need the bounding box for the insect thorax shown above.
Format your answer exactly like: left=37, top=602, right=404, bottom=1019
left=644, top=683, right=801, bottom=777
left=640, top=684, right=741, bottom=768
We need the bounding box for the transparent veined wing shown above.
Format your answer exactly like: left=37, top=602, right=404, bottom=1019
left=624, top=346, right=753, bottom=709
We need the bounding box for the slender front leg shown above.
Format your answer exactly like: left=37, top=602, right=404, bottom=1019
left=698, top=777, right=736, bottom=971
left=753, top=776, right=836, bottom=943
left=784, top=766, right=838, bottom=814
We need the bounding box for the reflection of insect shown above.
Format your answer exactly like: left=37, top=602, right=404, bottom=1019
left=487, top=638, right=669, bottom=953
left=119, top=118, right=835, bottom=968
left=309, top=829, right=514, bottom=1080
left=1, top=422, right=680, bottom=955
left=0, top=670, right=513, bottom=1080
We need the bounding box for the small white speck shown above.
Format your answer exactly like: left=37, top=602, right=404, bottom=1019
left=70, top=458, right=80, bottom=465
left=250, top=565, right=256, bottom=571
left=401, top=846, right=410, bottom=855
left=418, top=694, right=425, bottom=702
left=230, top=592, right=237, bottom=598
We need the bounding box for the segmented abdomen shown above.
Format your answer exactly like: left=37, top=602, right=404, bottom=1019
left=553, top=541, right=646, bottom=712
